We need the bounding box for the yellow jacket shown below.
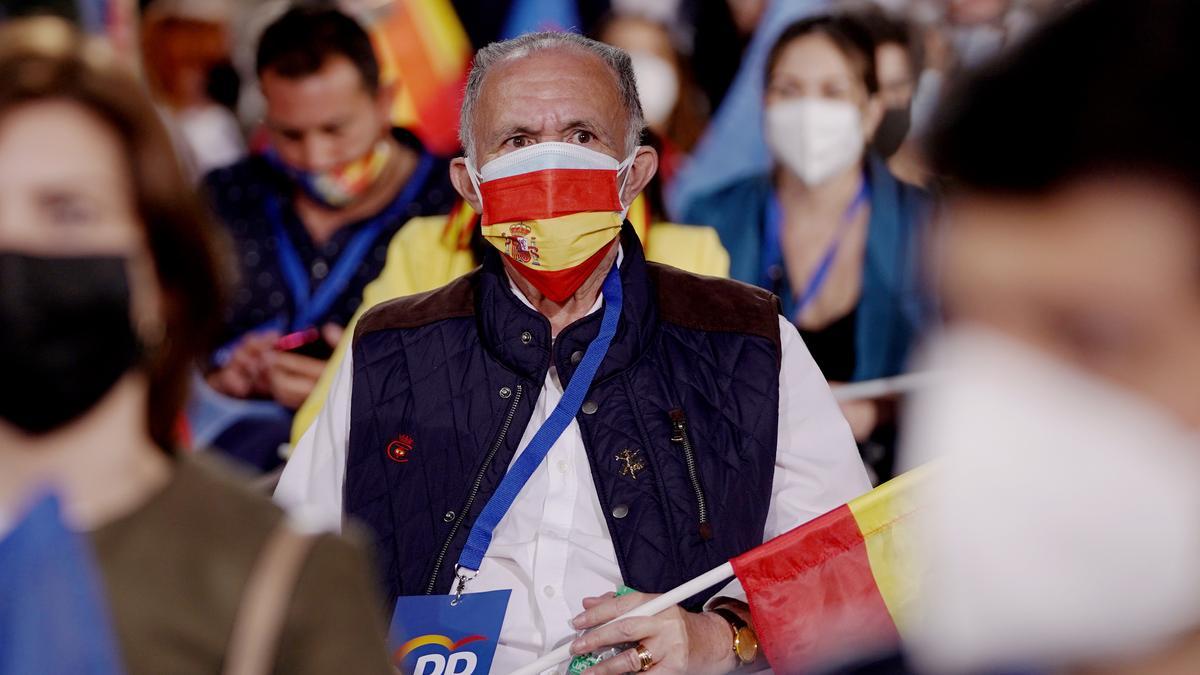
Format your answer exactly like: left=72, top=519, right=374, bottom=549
left=290, top=199, right=730, bottom=443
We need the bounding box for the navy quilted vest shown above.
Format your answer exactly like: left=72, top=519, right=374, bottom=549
left=345, top=224, right=781, bottom=608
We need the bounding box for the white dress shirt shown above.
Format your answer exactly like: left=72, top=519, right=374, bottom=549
left=276, top=265, right=871, bottom=674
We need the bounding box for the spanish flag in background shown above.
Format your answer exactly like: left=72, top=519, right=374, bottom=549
left=368, top=0, right=471, bottom=156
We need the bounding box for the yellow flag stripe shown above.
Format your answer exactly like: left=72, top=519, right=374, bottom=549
left=847, top=465, right=929, bottom=631
left=481, top=212, right=623, bottom=272
left=406, top=0, right=470, bottom=80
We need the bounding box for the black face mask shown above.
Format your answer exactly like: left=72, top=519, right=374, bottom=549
left=0, top=253, right=141, bottom=434
left=873, top=106, right=912, bottom=159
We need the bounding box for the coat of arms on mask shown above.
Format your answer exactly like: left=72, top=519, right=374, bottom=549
left=504, top=222, right=539, bottom=266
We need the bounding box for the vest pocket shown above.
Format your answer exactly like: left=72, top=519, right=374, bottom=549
left=668, top=408, right=713, bottom=541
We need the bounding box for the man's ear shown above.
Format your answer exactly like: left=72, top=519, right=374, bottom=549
left=620, top=145, right=659, bottom=208
left=449, top=157, right=483, bottom=212
left=374, top=82, right=396, bottom=130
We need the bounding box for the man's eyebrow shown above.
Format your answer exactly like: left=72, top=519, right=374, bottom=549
left=559, top=119, right=606, bottom=137
left=493, top=124, right=539, bottom=141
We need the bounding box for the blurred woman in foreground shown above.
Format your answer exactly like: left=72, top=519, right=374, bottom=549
left=0, top=18, right=392, bottom=674
left=827, top=0, right=1200, bottom=673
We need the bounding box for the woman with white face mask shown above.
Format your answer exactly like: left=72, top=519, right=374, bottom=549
left=683, top=14, right=931, bottom=452
left=596, top=12, right=709, bottom=197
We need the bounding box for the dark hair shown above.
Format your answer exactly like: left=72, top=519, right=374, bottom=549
left=765, top=14, right=879, bottom=94
left=0, top=17, right=227, bottom=453
left=928, top=0, right=1200, bottom=198
left=256, top=5, right=379, bottom=94
left=853, top=6, right=924, bottom=73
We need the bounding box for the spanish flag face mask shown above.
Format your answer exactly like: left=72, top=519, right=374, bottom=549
left=467, top=142, right=636, bottom=303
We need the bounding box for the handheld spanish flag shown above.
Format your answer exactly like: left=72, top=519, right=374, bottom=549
left=368, top=0, right=471, bottom=156
left=512, top=468, right=926, bottom=675
left=732, top=467, right=924, bottom=671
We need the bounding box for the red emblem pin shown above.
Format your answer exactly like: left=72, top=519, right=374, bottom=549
left=386, top=434, right=414, bottom=463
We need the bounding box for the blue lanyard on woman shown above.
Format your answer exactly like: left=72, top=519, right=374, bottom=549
left=266, top=152, right=434, bottom=332
left=761, top=173, right=871, bottom=318
left=452, top=263, right=623, bottom=602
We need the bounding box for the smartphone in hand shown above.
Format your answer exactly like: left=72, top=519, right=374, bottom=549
left=275, top=327, right=334, bottom=361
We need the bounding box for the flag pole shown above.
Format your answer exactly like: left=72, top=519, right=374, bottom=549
left=510, top=562, right=736, bottom=675
left=830, top=372, right=935, bottom=402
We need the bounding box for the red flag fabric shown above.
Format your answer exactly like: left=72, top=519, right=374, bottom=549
left=731, top=469, right=923, bottom=672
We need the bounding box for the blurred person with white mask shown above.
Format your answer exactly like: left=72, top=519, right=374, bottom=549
left=824, top=1, right=1200, bottom=673
left=596, top=11, right=709, bottom=189
left=683, top=14, right=931, bottom=460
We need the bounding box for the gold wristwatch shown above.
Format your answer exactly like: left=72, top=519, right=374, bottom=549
left=711, top=607, right=759, bottom=668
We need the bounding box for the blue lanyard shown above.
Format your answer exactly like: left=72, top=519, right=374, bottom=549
left=762, top=175, right=870, bottom=318
left=266, top=152, right=434, bottom=331
left=454, top=264, right=624, bottom=597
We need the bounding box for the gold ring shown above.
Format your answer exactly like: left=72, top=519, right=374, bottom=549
left=635, top=643, right=654, bottom=672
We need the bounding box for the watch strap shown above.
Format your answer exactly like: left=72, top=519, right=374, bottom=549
left=712, top=607, right=748, bottom=632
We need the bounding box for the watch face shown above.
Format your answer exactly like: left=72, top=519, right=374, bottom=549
left=735, top=627, right=759, bottom=663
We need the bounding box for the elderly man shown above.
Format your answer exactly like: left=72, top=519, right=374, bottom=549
left=276, top=32, right=869, bottom=674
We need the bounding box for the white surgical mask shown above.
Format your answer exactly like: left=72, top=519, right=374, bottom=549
left=465, top=142, right=638, bottom=220
left=765, top=97, right=864, bottom=186
left=901, top=327, right=1200, bottom=674
left=630, top=51, right=679, bottom=129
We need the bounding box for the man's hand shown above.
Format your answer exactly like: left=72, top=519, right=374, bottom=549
left=569, top=592, right=737, bottom=675
left=206, top=330, right=280, bottom=399
left=267, top=323, right=343, bottom=410
left=267, top=351, right=326, bottom=409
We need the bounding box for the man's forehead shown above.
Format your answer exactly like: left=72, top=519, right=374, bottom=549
left=474, top=48, right=625, bottom=138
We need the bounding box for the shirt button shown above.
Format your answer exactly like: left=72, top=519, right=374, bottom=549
left=611, top=504, right=630, bottom=519
left=520, top=331, right=533, bottom=345
left=557, top=460, right=569, bottom=474
left=499, top=386, right=512, bottom=399
left=443, top=511, right=455, bottom=522
left=543, top=585, right=556, bottom=598
left=581, top=400, right=598, bottom=415
left=570, top=350, right=584, bottom=365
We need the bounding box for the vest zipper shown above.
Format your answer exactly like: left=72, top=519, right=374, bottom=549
left=669, top=408, right=713, bottom=541
left=424, top=383, right=524, bottom=594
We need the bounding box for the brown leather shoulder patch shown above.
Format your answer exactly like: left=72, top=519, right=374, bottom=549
left=647, top=262, right=782, bottom=361
left=354, top=268, right=479, bottom=340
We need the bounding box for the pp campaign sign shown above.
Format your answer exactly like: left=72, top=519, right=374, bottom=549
left=390, top=589, right=510, bottom=675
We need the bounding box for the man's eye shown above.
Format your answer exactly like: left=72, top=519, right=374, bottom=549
left=573, top=130, right=594, bottom=144
left=509, top=136, right=530, bottom=148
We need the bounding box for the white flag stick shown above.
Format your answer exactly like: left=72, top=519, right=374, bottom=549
left=510, top=562, right=736, bottom=675
left=830, top=372, right=935, bottom=402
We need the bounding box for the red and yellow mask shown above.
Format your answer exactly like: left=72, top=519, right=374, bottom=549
left=468, top=142, right=635, bottom=303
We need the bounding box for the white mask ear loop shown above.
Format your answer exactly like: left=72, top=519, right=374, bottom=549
left=616, top=148, right=638, bottom=221
left=465, top=155, right=485, bottom=211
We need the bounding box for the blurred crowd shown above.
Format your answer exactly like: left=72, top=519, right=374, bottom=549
left=117, top=0, right=1066, bottom=480
left=5, top=0, right=1200, bottom=673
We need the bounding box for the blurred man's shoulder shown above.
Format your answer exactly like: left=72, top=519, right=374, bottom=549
left=201, top=154, right=275, bottom=204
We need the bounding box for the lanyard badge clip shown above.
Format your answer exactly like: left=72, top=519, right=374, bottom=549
left=450, top=565, right=477, bottom=606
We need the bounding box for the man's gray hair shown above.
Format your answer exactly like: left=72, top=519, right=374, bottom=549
left=459, top=32, right=645, bottom=163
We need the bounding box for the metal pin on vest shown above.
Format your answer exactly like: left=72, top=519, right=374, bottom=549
left=450, top=565, right=477, bottom=606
